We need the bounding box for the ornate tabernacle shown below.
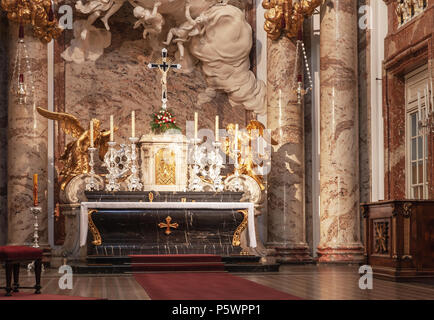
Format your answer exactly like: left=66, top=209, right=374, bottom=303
left=362, top=200, right=434, bottom=281
left=139, top=132, right=189, bottom=192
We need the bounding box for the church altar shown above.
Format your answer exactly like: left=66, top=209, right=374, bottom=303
left=79, top=201, right=256, bottom=256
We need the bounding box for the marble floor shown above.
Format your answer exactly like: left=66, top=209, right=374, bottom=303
left=0, top=265, right=433, bottom=300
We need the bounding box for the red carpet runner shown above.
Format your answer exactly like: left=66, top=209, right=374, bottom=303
left=130, top=254, right=301, bottom=300
left=130, top=254, right=226, bottom=272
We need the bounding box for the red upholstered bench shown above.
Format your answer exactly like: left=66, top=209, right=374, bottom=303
left=0, top=246, right=43, bottom=296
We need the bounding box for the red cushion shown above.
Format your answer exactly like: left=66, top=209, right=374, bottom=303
left=0, top=246, right=43, bottom=261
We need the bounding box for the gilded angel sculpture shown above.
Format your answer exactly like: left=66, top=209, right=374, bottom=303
left=37, top=107, right=116, bottom=190
left=223, top=120, right=277, bottom=191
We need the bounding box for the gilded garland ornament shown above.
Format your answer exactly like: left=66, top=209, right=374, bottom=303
left=1, top=0, right=63, bottom=43
left=262, top=0, right=323, bottom=39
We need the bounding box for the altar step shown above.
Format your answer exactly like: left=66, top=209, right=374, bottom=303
left=70, top=255, right=280, bottom=274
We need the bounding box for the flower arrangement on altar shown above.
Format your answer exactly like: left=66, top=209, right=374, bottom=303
left=150, top=109, right=181, bottom=134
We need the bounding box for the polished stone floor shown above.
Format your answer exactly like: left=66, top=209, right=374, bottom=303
left=0, top=265, right=433, bottom=300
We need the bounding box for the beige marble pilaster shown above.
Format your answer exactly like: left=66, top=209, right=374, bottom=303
left=7, top=24, right=49, bottom=246
left=0, top=16, right=9, bottom=246
left=266, top=36, right=311, bottom=263
left=318, top=0, right=364, bottom=262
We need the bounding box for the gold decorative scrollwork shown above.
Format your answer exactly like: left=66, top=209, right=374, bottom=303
left=262, top=0, right=323, bottom=39
left=232, top=210, right=248, bottom=247
left=88, top=209, right=102, bottom=246
left=0, top=0, right=63, bottom=43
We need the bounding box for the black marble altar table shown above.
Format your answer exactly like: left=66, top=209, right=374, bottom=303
left=79, top=192, right=255, bottom=257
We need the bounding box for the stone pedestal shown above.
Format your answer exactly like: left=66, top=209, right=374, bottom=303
left=317, top=0, right=363, bottom=263
left=7, top=24, right=49, bottom=246
left=266, top=36, right=311, bottom=263
left=139, top=132, right=189, bottom=192
left=58, top=204, right=86, bottom=261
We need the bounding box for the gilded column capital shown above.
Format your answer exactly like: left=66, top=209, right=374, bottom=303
left=0, top=0, right=63, bottom=43
left=262, top=0, right=323, bottom=39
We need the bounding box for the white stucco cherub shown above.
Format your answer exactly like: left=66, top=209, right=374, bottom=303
left=76, top=0, right=127, bottom=39
left=133, top=2, right=164, bottom=39
left=163, top=0, right=208, bottom=60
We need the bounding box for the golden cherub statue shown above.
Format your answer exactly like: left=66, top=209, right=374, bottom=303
left=37, top=107, right=117, bottom=190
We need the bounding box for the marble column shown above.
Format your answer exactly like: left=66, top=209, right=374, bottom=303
left=318, top=0, right=364, bottom=262
left=267, top=36, right=311, bottom=263
left=7, top=24, right=49, bottom=246
left=0, top=16, right=8, bottom=246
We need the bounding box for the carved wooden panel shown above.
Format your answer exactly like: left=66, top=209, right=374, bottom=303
left=363, top=200, right=434, bottom=281
left=373, top=219, right=390, bottom=255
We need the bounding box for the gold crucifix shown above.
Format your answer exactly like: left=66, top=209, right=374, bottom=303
left=147, top=48, right=181, bottom=110
left=158, top=216, right=179, bottom=235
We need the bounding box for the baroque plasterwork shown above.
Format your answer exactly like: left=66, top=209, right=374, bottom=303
left=62, top=0, right=266, bottom=114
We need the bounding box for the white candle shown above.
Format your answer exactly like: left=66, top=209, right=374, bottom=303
left=235, top=124, right=239, bottom=150
left=215, top=115, right=219, bottom=142
left=132, top=110, right=136, bottom=138
left=90, top=120, right=94, bottom=148
left=194, top=112, right=198, bottom=141
left=110, top=115, right=114, bottom=142
left=417, top=90, right=422, bottom=120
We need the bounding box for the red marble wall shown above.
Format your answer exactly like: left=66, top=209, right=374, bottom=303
left=383, top=0, right=433, bottom=200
